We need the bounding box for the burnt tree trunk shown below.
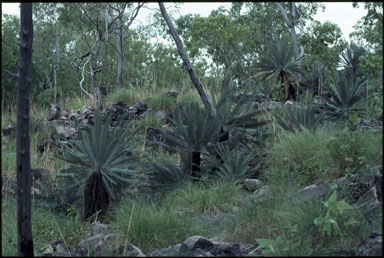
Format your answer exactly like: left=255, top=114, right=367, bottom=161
left=159, top=2, right=215, bottom=118
left=16, top=3, right=34, bottom=256
left=82, top=171, right=110, bottom=220
left=191, top=151, right=201, bottom=180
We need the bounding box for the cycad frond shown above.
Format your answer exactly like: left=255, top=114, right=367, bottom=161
left=53, top=110, right=143, bottom=219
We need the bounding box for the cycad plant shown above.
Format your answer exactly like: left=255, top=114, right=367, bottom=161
left=256, top=42, right=305, bottom=102
left=324, top=75, right=366, bottom=117
left=53, top=111, right=143, bottom=220
left=207, top=143, right=259, bottom=183
left=274, top=103, right=320, bottom=132
left=154, top=102, right=222, bottom=180
left=340, top=43, right=367, bottom=85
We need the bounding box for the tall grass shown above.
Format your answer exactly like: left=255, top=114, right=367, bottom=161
left=2, top=195, right=86, bottom=256
left=107, top=195, right=201, bottom=255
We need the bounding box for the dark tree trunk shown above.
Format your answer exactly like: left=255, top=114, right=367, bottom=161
left=159, top=2, right=215, bottom=118
left=82, top=171, right=110, bottom=220
left=191, top=151, right=201, bottom=180
left=16, top=3, right=34, bottom=257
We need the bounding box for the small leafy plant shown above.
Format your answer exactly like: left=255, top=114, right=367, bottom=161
left=313, top=188, right=355, bottom=241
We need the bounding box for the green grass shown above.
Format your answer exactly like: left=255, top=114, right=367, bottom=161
left=166, top=180, right=244, bottom=215
left=105, top=88, right=139, bottom=106
left=2, top=195, right=86, bottom=257
left=177, top=90, right=201, bottom=104
left=107, top=195, right=202, bottom=255
left=148, top=94, right=176, bottom=111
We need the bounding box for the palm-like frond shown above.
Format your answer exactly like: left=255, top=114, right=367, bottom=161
left=145, top=160, right=189, bottom=191
left=340, top=43, right=367, bottom=81
left=208, top=143, right=259, bottom=183
left=274, top=103, right=320, bottom=132
left=156, top=102, right=222, bottom=152
left=256, top=42, right=304, bottom=82
left=325, top=75, right=366, bottom=111
left=53, top=110, right=143, bottom=219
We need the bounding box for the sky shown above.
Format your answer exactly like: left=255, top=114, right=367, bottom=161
left=2, top=2, right=367, bottom=42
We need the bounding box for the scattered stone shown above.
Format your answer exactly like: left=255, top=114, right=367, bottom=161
left=88, top=221, right=109, bottom=235
left=2, top=124, right=16, bottom=137
left=180, top=236, right=214, bottom=254
left=243, top=179, right=264, bottom=192
left=48, top=104, right=61, bottom=121
left=54, top=125, right=77, bottom=139
left=165, top=91, right=178, bottom=98
left=149, top=244, right=181, bottom=257
left=128, top=101, right=148, bottom=116
left=112, top=243, right=145, bottom=257
left=356, top=228, right=382, bottom=256
left=251, top=185, right=274, bottom=203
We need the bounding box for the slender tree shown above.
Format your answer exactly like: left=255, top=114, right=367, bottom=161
left=158, top=2, right=214, bottom=117
left=16, top=3, right=34, bottom=257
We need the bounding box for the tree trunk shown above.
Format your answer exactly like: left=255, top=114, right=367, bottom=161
left=82, top=171, right=110, bottom=220
left=282, top=73, right=290, bottom=102
left=105, top=5, right=110, bottom=93
left=159, top=2, right=215, bottom=117
left=53, top=26, right=59, bottom=104
left=191, top=151, right=201, bottom=180
left=115, top=15, right=124, bottom=90
left=17, top=3, right=34, bottom=256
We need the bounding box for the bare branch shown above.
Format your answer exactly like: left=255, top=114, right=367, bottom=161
left=4, top=69, right=18, bottom=77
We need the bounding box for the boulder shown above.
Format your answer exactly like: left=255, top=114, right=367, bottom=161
left=356, top=228, right=382, bottom=256
left=128, top=101, right=148, bottom=116
left=243, top=179, right=264, bottom=192
left=180, top=236, right=214, bottom=254
left=48, top=104, right=60, bottom=121
left=149, top=244, right=181, bottom=257
left=54, top=126, right=77, bottom=139
left=250, top=185, right=274, bottom=203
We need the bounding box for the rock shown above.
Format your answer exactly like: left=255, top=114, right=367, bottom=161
left=128, top=101, right=148, bottom=116
left=48, top=104, right=61, bottom=121
left=78, top=234, right=104, bottom=251
left=112, top=243, right=145, bottom=257
left=180, top=236, right=214, bottom=254
left=157, top=109, right=171, bottom=124
left=165, top=91, right=178, bottom=98
left=88, top=222, right=109, bottom=235
left=54, top=126, right=76, bottom=139
left=38, top=138, right=53, bottom=153
left=243, top=179, right=264, bottom=192
left=356, top=228, right=382, bottom=256
left=251, top=185, right=274, bottom=203
left=81, top=105, right=93, bottom=117
left=285, top=177, right=348, bottom=204
left=149, top=244, right=181, bottom=257
left=69, top=110, right=80, bottom=121
left=2, top=124, right=16, bottom=137
left=374, top=168, right=382, bottom=202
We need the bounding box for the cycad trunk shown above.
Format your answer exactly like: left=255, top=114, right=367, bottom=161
left=191, top=151, right=201, bottom=180
left=17, top=3, right=34, bottom=256
left=83, top=171, right=110, bottom=220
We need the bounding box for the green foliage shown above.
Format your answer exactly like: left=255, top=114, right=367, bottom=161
left=148, top=94, right=176, bottom=111
left=267, top=126, right=338, bottom=185
left=167, top=180, right=243, bottom=215
left=324, top=75, right=366, bottom=116
left=108, top=196, right=200, bottom=254
left=2, top=195, right=86, bottom=257
left=274, top=103, right=320, bottom=132
left=106, top=88, right=138, bottom=106
left=314, top=190, right=355, bottom=241
left=145, top=159, right=190, bottom=191
left=53, top=111, right=143, bottom=219
left=327, top=113, right=382, bottom=175
left=207, top=143, right=259, bottom=183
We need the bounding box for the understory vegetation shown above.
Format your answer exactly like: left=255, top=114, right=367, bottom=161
left=2, top=2, right=383, bottom=257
